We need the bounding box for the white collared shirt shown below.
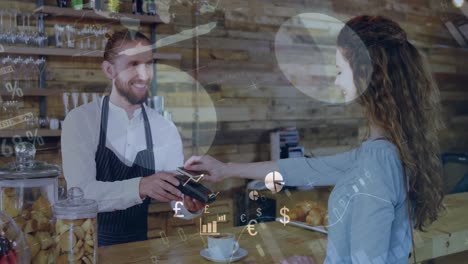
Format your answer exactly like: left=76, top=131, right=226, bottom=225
left=61, top=97, right=199, bottom=218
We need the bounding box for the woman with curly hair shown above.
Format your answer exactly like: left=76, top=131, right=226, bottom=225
left=185, top=15, right=445, bottom=263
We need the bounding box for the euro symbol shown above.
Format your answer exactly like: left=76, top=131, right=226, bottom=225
left=240, top=214, right=246, bottom=222
left=247, top=219, right=258, bottom=236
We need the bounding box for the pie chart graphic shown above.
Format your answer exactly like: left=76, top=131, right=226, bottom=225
left=249, top=190, right=259, bottom=201
left=265, top=171, right=285, bottom=193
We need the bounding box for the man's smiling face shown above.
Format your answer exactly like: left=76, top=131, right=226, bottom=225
left=111, top=40, right=154, bottom=105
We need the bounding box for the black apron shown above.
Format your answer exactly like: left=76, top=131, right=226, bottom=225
left=95, top=96, right=155, bottom=246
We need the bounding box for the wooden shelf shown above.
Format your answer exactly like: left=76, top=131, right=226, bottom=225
left=34, top=5, right=163, bottom=25
left=2, top=46, right=181, bottom=60
left=0, top=88, right=63, bottom=97
left=0, top=129, right=61, bottom=138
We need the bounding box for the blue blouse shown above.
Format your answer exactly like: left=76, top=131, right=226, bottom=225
left=278, top=140, right=412, bottom=263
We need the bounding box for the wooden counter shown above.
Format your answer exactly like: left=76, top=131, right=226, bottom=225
left=413, top=192, right=468, bottom=262
left=99, top=221, right=327, bottom=263
left=99, top=193, right=468, bottom=263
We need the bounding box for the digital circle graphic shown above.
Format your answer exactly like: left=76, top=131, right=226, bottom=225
left=249, top=190, right=259, bottom=201
left=265, top=171, right=284, bottom=193
left=275, top=13, right=371, bottom=104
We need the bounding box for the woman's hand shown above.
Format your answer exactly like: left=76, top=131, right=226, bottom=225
left=184, top=155, right=228, bottom=182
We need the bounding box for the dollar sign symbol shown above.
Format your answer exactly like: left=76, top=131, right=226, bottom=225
left=279, top=206, right=290, bottom=226
left=256, top=208, right=262, bottom=217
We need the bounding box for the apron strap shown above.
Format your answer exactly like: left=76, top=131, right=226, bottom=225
left=140, top=104, right=155, bottom=175
left=98, top=96, right=110, bottom=147
left=141, top=104, right=154, bottom=151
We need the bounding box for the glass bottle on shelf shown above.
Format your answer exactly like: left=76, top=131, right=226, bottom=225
left=36, top=14, right=48, bottom=47
left=54, top=24, right=64, bottom=48
left=72, top=0, right=83, bottom=10
left=108, top=0, right=120, bottom=13
left=57, top=0, right=67, bottom=8
left=163, top=111, right=172, bottom=122
left=132, top=0, right=143, bottom=15
left=152, top=96, right=164, bottom=115
left=146, top=0, right=156, bottom=16
left=86, top=0, right=96, bottom=9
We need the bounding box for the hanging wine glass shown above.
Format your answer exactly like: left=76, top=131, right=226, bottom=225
left=25, top=13, right=32, bottom=46
left=65, top=25, right=76, bottom=48
left=5, top=10, right=12, bottom=44
left=9, top=9, right=18, bottom=44
left=75, top=27, right=82, bottom=49
left=30, top=56, right=39, bottom=87
left=17, top=56, right=28, bottom=90
left=92, top=25, right=99, bottom=50
left=23, top=57, right=34, bottom=90
left=26, top=13, right=31, bottom=34
left=0, top=11, right=5, bottom=44
left=54, top=24, right=65, bottom=47
left=18, top=13, right=26, bottom=45
left=85, top=25, right=91, bottom=49
left=12, top=57, right=22, bottom=91
left=36, top=13, right=48, bottom=47
left=100, top=27, right=108, bottom=50
left=1, top=56, right=13, bottom=85
left=0, top=56, right=5, bottom=87
left=30, top=14, right=38, bottom=47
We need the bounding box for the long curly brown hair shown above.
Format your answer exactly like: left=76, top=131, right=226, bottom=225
left=337, top=16, right=445, bottom=230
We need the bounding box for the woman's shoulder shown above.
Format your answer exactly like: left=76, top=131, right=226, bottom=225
left=350, top=139, right=405, bottom=203
left=361, top=139, right=402, bottom=171
left=360, top=140, right=401, bottom=166
left=361, top=139, right=399, bottom=152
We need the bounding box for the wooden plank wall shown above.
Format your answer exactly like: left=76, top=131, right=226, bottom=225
left=0, top=0, right=467, bottom=176
left=159, top=0, right=468, bottom=161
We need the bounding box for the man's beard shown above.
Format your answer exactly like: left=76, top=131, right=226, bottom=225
left=115, top=77, right=149, bottom=105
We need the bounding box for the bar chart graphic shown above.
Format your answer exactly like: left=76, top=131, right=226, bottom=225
left=199, top=218, right=220, bottom=235
left=217, top=214, right=227, bottom=222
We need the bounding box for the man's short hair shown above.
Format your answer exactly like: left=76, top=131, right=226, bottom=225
left=103, top=30, right=151, bottom=62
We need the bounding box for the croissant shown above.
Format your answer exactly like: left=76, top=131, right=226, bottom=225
left=305, top=208, right=322, bottom=226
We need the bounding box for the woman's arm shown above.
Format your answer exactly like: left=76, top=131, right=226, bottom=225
left=184, top=156, right=277, bottom=182
left=185, top=148, right=357, bottom=186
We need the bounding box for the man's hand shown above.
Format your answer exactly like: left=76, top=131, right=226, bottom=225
left=139, top=172, right=182, bottom=202
left=183, top=195, right=205, bottom=213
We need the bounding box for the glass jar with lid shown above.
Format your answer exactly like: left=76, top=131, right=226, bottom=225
left=0, top=211, right=30, bottom=263
left=0, top=142, right=60, bottom=263
left=53, top=187, right=98, bottom=264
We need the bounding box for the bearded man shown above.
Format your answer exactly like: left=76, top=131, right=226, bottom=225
left=61, top=30, right=204, bottom=246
